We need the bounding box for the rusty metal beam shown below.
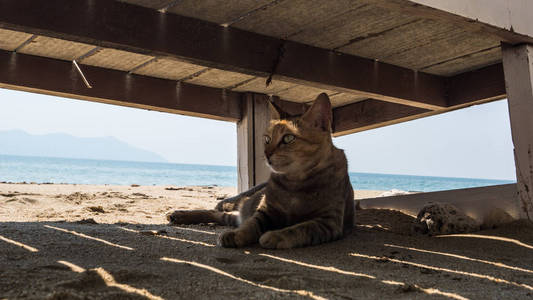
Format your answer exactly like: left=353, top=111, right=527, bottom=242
left=0, top=50, right=242, bottom=122
left=0, top=0, right=448, bottom=110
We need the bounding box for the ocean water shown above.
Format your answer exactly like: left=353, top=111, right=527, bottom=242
left=0, top=154, right=514, bottom=192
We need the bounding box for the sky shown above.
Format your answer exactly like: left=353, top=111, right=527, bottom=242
left=0, top=88, right=516, bottom=181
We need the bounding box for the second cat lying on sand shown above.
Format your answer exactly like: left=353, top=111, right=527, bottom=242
left=167, top=93, right=355, bottom=249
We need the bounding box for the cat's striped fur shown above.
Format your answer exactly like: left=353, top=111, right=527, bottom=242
left=167, top=93, right=354, bottom=249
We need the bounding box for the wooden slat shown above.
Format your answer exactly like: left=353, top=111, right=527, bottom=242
left=338, top=17, right=501, bottom=76
left=0, top=28, right=33, bottom=51
left=18, top=36, right=95, bottom=61
left=132, top=57, right=206, bottom=80
left=184, top=68, right=254, bottom=89
left=232, top=0, right=364, bottom=39
left=407, top=0, right=533, bottom=43
left=80, top=48, right=154, bottom=72
left=329, top=93, right=368, bottom=108
left=502, top=43, right=533, bottom=221
left=386, top=30, right=499, bottom=72
left=166, top=0, right=273, bottom=26
left=290, top=4, right=416, bottom=50
left=332, top=99, right=430, bottom=136
left=358, top=184, right=519, bottom=222
left=232, top=77, right=296, bottom=95
left=421, top=46, right=501, bottom=76
left=0, top=0, right=448, bottom=110
left=0, top=49, right=242, bottom=122
left=367, top=0, right=533, bottom=45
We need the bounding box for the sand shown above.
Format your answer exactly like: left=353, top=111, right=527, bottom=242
left=1, top=183, right=532, bottom=299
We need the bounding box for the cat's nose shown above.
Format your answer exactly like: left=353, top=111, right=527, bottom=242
left=264, top=150, right=273, bottom=160
left=264, top=152, right=273, bottom=165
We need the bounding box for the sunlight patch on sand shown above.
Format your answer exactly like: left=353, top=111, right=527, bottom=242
left=0, top=234, right=38, bottom=252
left=436, top=234, right=533, bottom=250
left=44, top=225, right=134, bottom=251
left=93, top=267, right=164, bottom=300
left=173, top=226, right=216, bottom=235
left=161, top=257, right=327, bottom=300
left=385, top=243, right=533, bottom=274
left=357, top=224, right=392, bottom=231
left=56, top=260, right=163, bottom=300
left=261, top=253, right=467, bottom=300
left=417, top=286, right=469, bottom=300
left=259, top=253, right=375, bottom=279
left=118, top=226, right=215, bottom=247
left=380, top=280, right=403, bottom=285
left=381, top=279, right=468, bottom=299
left=57, top=260, right=86, bottom=273
left=350, top=252, right=533, bottom=292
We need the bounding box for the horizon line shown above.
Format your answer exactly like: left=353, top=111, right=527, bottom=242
left=0, top=153, right=516, bottom=182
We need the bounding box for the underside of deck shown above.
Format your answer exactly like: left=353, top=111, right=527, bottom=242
left=0, top=0, right=513, bottom=136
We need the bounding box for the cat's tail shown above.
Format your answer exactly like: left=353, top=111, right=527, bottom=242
left=167, top=210, right=239, bottom=227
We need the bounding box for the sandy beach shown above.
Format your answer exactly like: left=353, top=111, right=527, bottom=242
left=1, top=183, right=532, bottom=299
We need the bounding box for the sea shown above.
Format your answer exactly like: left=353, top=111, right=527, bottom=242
left=0, top=154, right=514, bottom=192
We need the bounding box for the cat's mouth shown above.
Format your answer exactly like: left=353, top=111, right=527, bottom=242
left=266, top=159, right=290, bottom=174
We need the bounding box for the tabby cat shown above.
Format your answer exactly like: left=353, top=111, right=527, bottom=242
left=167, top=93, right=354, bottom=249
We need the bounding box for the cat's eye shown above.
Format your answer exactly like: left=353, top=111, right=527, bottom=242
left=264, top=135, right=271, bottom=144
left=282, top=134, right=295, bottom=144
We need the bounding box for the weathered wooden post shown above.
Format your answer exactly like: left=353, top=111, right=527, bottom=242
left=502, top=43, right=533, bottom=221
left=236, top=93, right=272, bottom=192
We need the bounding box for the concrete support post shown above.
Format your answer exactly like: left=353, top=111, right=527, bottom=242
left=502, top=43, right=533, bottom=221
left=236, top=93, right=271, bottom=192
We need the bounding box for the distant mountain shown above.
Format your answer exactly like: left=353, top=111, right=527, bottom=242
left=0, top=130, right=167, bottom=163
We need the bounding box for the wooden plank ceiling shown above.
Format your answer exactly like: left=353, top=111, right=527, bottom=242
left=119, top=0, right=503, bottom=76
left=0, top=0, right=512, bottom=136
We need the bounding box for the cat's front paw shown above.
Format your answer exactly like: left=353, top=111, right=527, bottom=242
left=215, top=200, right=237, bottom=212
left=259, top=231, right=293, bottom=249
left=166, top=210, right=197, bottom=225
left=218, top=230, right=248, bottom=248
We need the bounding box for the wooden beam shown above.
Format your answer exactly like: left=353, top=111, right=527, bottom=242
left=406, top=0, right=533, bottom=44
left=447, top=63, right=507, bottom=108
left=332, top=63, right=508, bottom=136
left=0, top=50, right=242, bottom=122
left=358, top=184, right=520, bottom=222
left=332, top=100, right=430, bottom=136
left=0, top=0, right=448, bottom=110
left=502, top=43, right=533, bottom=221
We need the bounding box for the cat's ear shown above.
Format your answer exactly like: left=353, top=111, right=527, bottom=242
left=268, top=101, right=281, bottom=120
left=301, top=93, right=332, bottom=131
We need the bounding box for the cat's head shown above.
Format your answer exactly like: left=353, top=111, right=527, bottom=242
left=264, top=93, right=333, bottom=175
